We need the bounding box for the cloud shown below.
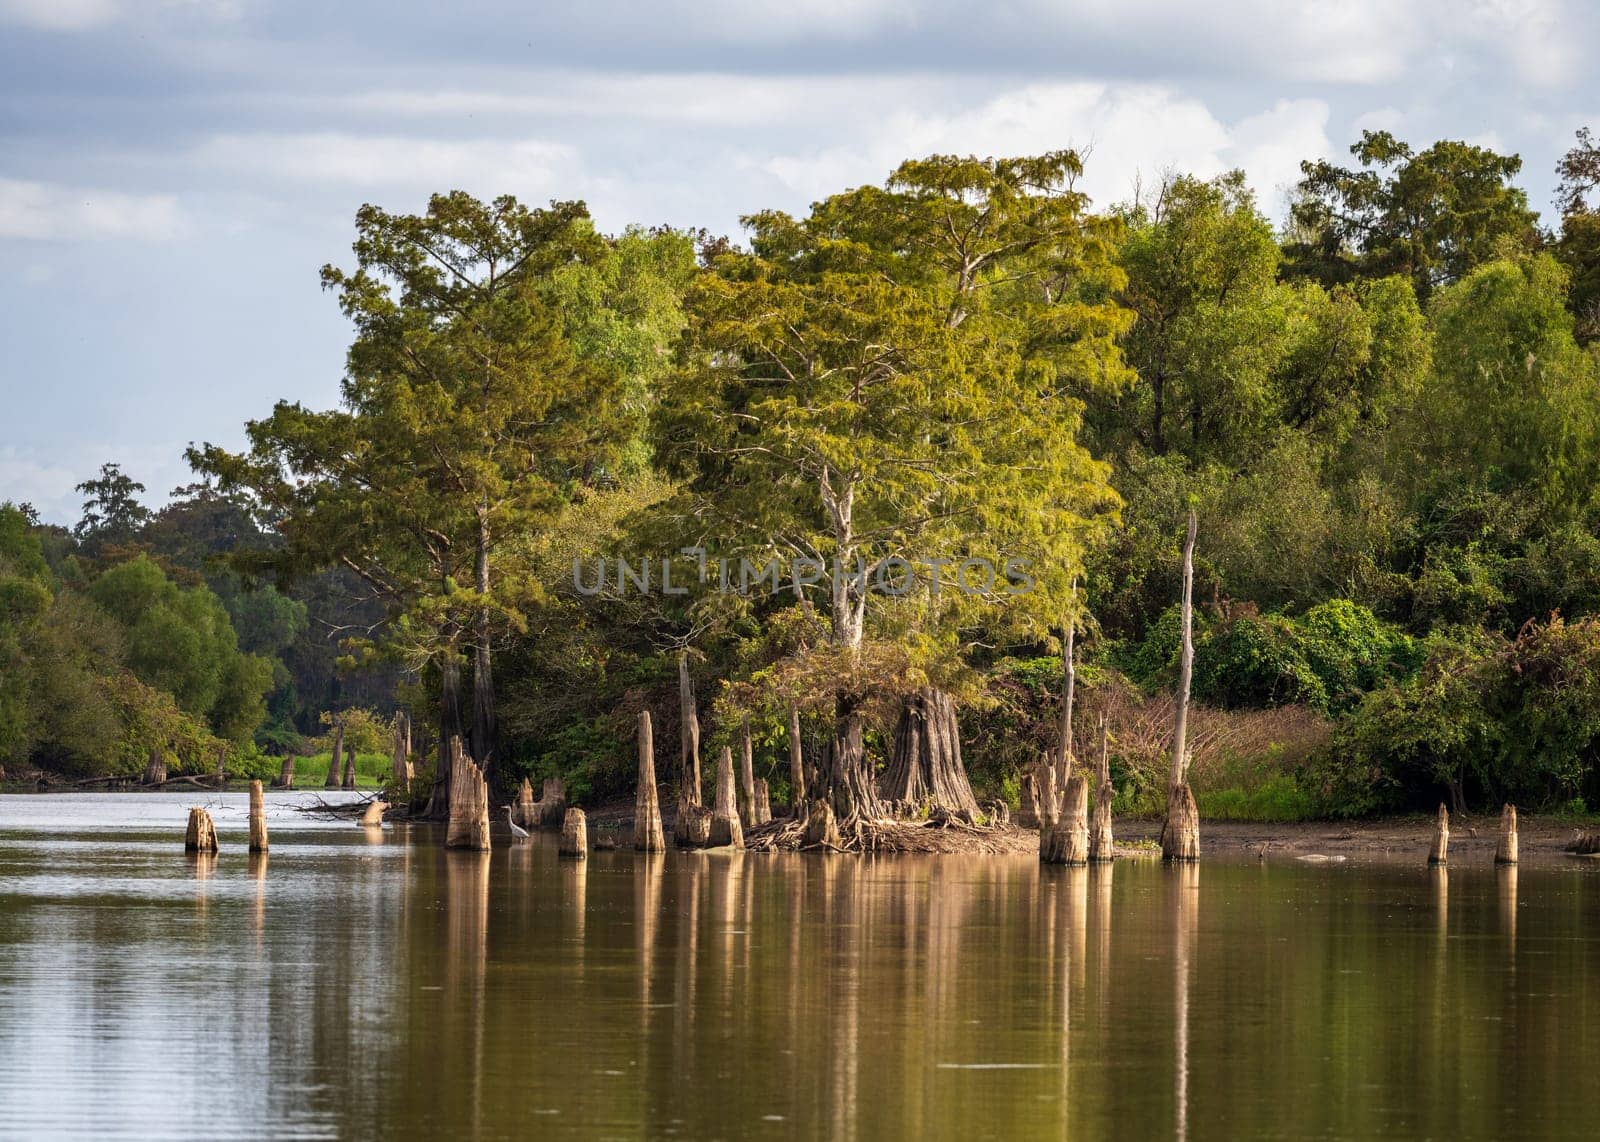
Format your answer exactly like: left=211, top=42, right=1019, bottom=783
left=762, top=83, right=1330, bottom=216
left=193, top=132, right=580, bottom=196
left=0, top=0, right=239, bottom=32
left=0, top=178, right=185, bottom=241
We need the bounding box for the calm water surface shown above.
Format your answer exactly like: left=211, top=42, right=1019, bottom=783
left=2, top=793, right=1599, bottom=1140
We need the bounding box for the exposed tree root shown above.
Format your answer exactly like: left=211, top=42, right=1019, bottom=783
left=744, top=809, right=1031, bottom=854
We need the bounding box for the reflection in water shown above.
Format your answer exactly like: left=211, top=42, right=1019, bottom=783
left=4, top=798, right=1600, bottom=1141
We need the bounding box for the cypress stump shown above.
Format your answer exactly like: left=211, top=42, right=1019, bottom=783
left=324, top=721, right=344, bottom=789
left=1088, top=716, right=1115, bottom=862
left=1042, top=773, right=1089, bottom=865
left=635, top=710, right=666, bottom=852
left=247, top=780, right=268, bottom=853
left=560, top=808, right=588, bottom=859
left=802, top=799, right=842, bottom=849
left=1428, top=803, right=1450, bottom=865
left=341, top=743, right=357, bottom=790
left=513, top=778, right=536, bottom=832
left=144, top=747, right=167, bottom=787
left=753, top=777, right=772, bottom=825
left=444, top=738, right=491, bottom=851
left=273, top=755, right=295, bottom=789
left=185, top=807, right=218, bottom=853
left=708, top=746, right=744, bottom=849
left=880, top=687, right=980, bottom=818
left=1496, top=803, right=1518, bottom=865
left=1017, top=771, right=1042, bottom=830
left=1161, top=511, right=1201, bottom=863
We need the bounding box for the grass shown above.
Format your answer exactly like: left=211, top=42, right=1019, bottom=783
left=291, top=751, right=393, bottom=790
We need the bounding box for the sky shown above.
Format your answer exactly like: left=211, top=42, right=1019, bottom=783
left=2, top=0, right=1597, bottom=524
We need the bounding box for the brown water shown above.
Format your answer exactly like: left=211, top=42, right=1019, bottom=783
left=2, top=793, right=1599, bottom=1140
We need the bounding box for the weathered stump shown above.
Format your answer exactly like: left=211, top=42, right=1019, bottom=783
left=532, top=777, right=567, bottom=831
left=324, top=721, right=344, bottom=788
left=753, top=777, right=772, bottom=826
left=391, top=712, right=413, bottom=786
left=341, top=743, right=357, bottom=790
left=248, top=780, right=268, bottom=853
left=1496, top=803, right=1518, bottom=865
left=738, top=719, right=757, bottom=828
left=1036, top=755, right=1060, bottom=829
left=802, top=799, right=841, bottom=849
left=444, top=739, right=491, bottom=851
left=674, top=798, right=713, bottom=848
left=361, top=800, right=388, bottom=827
left=1428, top=802, right=1450, bottom=866
left=185, top=807, right=218, bottom=853
left=513, top=777, right=536, bottom=832
left=708, top=746, right=744, bottom=849
left=144, top=747, right=167, bottom=787
left=1161, top=781, right=1200, bottom=862
left=880, top=687, right=981, bottom=817
left=273, top=755, right=295, bottom=790
left=1017, top=771, right=1041, bottom=830
left=1089, top=717, right=1114, bottom=862
left=560, top=808, right=588, bottom=859
left=1042, top=774, right=1090, bottom=865
left=635, top=711, right=666, bottom=852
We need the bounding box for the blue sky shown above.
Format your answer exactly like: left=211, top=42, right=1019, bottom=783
left=2, top=0, right=1596, bottom=523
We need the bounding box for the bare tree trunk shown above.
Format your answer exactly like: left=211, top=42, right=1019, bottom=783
left=1429, top=803, right=1450, bottom=865
left=788, top=705, right=806, bottom=814
left=635, top=710, right=666, bottom=852
left=341, top=743, right=356, bottom=790
left=274, top=755, right=294, bottom=789
left=559, top=808, right=588, bottom=859
left=1089, top=714, right=1114, bottom=862
left=1042, top=772, right=1089, bottom=865
left=471, top=512, right=497, bottom=779
left=738, top=718, right=757, bottom=828
left=1017, top=771, right=1041, bottom=830
left=678, top=650, right=702, bottom=805
left=753, top=778, right=772, bottom=825
left=880, top=688, right=980, bottom=818
left=324, top=720, right=344, bottom=789
left=392, top=712, right=413, bottom=785
left=185, top=807, right=218, bottom=853
left=248, top=780, right=268, bottom=853
left=144, top=746, right=166, bottom=787
left=1162, top=510, right=1200, bottom=863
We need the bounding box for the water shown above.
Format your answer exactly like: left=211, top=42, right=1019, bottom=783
left=2, top=794, right=1599, bottom=1140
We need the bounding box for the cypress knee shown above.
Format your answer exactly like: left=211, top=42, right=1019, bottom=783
left=635, top=710, right=666, bottom=852
left=185, top=807, right=218, bottom=853
left=248, top=780, right=268, bottom=853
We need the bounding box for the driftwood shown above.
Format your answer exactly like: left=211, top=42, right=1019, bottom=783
left=753, top=777, right=772, bottom=825
left=880, top=687, right=980, bottom=817
left=1042, top=773, right=1089, bottom=865
left=560, top=808, right=588, bottom=859
left=1162, top=510, right=1200, bottom=863
left=1496, top=804, right=1518, bottom=865
left=248, top=780, right=268, bottom=853
left=444, top=738, right=490, bottom=851
left=635, top=710, right=666, bottom=852
left=1089, top=714, right=1114, bottom=862
left=708, top=746, right=744, bottom=849
left=185, top=807, right=218, bottom=853
left=325, top=721, right=344, bottom=789
left=1435, top=804, right=1454, bottom=863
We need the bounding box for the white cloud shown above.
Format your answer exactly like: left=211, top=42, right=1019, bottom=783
left=194, top=133, right=580, bottom=196
left=762, top=83, right=1330, bottom=217
left=0, top=0, right=240, bottom=31
left=0, top=178, right=185, bottom=241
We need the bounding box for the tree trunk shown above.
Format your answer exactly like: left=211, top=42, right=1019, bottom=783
left=738, top=718, right=757, bottom=827
left=709, top=746, right=745, bottom=849
left=678, top=650, right=702, bottom=806
left=274, top=755, right=294, bottom=790
left=880, top=687, right=980, bottom=818
left=753, top=778, right=772, bottom=825
left=803, top=799, right=842, bottom=848
left=144, top=746, right=166, bottom=787
left=1036, top=753, right=1059, bottom=829
left=1042, top=773, right=1089, bottom=865
left=1017, top=771, right=1041, bottom=830
left=1089, top=714, right=1114, bottom=862
left=826, top=695, right=883, bottom=823
left=247, top=780, right=268, bottom=853
left=1162, top=510, right=1200, bottom=863
left=1496, top=803, right=1518, bottom=865
left=1056, top=596, right=1077, bottom=795
left=559, top=808, right=588, bottom=859
left=533, top=777, right=567, bottom=830
left=1428, top=803, right=1450, bottom=865
left=444, top=737, right=490, bottom=851
left=341, top=744, right=356, bottom=790
left=392, top=712, right=413, bottom=785
left=324, top=720, right=344, bottom=788
left=635, top=710, right=666, bottom=852
left=513, top=778, right=535, bottom=831
left=471, top=512, right=498, bottom=779
left=787, top=705, right=806, bottom=812
left=426, top=655, right=465, bottom=820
